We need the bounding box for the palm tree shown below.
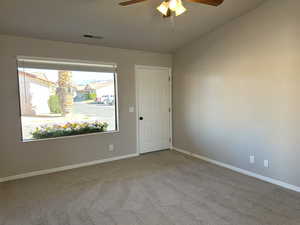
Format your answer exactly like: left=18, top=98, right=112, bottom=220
left=57, top=71, right=73, bottom=116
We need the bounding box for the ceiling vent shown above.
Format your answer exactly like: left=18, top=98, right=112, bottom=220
left=83, top=34, right=103, bottom=40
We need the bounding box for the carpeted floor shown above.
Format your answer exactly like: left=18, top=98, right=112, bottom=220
left=0, top=150, right=300, bottom=225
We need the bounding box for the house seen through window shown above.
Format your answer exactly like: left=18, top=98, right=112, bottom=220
left=17, top=57, right=118, bottom=141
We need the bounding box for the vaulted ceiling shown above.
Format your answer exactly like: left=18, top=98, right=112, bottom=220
left=0, top=0, right=266, bottom=53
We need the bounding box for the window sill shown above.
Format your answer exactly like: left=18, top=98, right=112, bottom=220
left=21, top=130, right=120, bottom=143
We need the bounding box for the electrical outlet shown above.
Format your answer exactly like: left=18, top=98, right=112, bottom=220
left=108, top=144, right=114, bottom=152
left=264, top=160, right=269, bottom=168
left=250, top=156, right=255, bottom=164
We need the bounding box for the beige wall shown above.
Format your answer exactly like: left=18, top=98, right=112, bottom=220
left=173, top=0, right=300, bottom=187
left=0, top=35, right=172, bottom=178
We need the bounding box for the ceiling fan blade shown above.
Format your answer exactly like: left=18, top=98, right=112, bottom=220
left=119, top=0, right=148, bottom=6
left=187, top=0, right=224, bottom=6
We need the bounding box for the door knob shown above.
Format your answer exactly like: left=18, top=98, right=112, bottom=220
left=139, top=116, right=144, bottom=120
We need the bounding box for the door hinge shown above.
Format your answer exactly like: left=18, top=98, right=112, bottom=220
left=168, top=107, right=171, bottom=112
left=168, top=76, right=171, bottom=81
left=169, top=138, right=172, bottom=143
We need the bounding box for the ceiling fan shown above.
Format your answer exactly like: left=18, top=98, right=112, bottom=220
left=119, top=0, right=224, bottom=17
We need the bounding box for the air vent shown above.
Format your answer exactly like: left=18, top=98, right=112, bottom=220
left=83, top=34, right=103, bottom=40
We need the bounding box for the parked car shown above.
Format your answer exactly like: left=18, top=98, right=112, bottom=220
left=98, top=95, right=115, bottom=105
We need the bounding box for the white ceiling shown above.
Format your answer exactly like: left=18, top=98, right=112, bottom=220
left=0, top=0, right=266, bottom=53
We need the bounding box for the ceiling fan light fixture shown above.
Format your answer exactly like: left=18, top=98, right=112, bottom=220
left=157, top=1, right=169, bottom=16
left=168, top=0, right=178, bottom=11
left=157, top=0, right=187, bottom=17
left=175, top=2, right=186, bottom=16
left=120, top=0, right=224, bottom=18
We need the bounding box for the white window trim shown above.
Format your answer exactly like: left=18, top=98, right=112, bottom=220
left=17, top=56, right=120, bottom=142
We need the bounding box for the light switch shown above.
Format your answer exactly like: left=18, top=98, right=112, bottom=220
left=264, top=160, right=269, bottom=168
left=129, top=106, right=134, bottom=113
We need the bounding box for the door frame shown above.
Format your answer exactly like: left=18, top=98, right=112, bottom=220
left=135, top=65, right=172, bottom=155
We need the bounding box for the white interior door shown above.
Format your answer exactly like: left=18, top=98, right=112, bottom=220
left=136, top=66, right=171, bottom=154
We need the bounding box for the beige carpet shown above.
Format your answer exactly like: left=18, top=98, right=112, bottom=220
left=0, top=150, right=300, bottom=225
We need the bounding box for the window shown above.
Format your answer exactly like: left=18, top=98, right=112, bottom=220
left=17, top=57, right=118, bottom=141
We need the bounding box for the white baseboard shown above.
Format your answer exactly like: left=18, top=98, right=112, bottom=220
left=172, top=147, right=300, bottom=193
left=0, top=153, right=139, bottom=183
